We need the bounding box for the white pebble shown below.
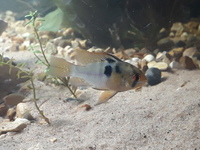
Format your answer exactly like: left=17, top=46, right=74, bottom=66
left=143, top=54, right=155, bottom=62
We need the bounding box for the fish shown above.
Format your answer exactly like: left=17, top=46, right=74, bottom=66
left=48, top=48, right=147, bottom=104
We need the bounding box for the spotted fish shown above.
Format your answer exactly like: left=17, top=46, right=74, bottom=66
left=48, top=48, right=146, bottom=104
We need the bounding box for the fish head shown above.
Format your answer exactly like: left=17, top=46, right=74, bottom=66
left=106, top=62, right=147, bottom=92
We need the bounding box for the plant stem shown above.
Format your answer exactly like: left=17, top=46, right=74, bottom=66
left=30, top=76, right=50, bottom=124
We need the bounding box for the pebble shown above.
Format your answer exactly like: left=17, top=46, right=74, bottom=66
left=3, top=94, right=25, bottom=108
left=157, top=37, right=174, bottom=51
left=156, top=51, right=166, bottom=61
left=169, top=61, right=183, bottom=69
left=168, top=47, right=184, bottom=61
left=171, top=22, right=184, bottom=36
left=0, top=103, right=8, bottom=117
left=16, top=103, right=34, bottom=120
left=145, top=67, right=161, bottom=86
left=143, top=54, right=155, bottom=62
left=147, top=61, right=168, bottom=71
left=162, top=53, right=172, bottom=64
left=179, top=56, right=197, bottom=70
left=0, top=20, right=8, bottom=35
left=0, top=119, right=28, bottom=132
left=183, top=47, right=197, bottom=58
left=6, top=107, right=16, bottom=120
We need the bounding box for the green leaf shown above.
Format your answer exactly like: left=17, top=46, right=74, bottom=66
left=33, top=50, right=42, bottom=53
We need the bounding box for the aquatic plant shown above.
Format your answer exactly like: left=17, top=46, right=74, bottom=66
left=25, top=11, right=77, bottom=99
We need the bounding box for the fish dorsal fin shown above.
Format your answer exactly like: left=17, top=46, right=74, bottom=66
left=73, top=48, right=121, bottom=65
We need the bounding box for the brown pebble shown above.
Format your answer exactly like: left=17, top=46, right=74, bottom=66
left=179, top=56, right=197, bottom=69
left=80, top=104, right=92, bottom=111
left=183, top=47, right=197, bottom=58
left=6, top=108, right=16, bottom=120
left=3, top=94, right=25, bottom=108
left=0, top=103, right=8, bottom=117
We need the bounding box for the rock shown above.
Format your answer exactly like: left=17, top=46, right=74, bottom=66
left=9, top=42, right=19, bottom=51
left=140, top=59, right=148, bottom=72
left=169, top=32, right=175, bottom=37
left=171, top=37, right=186, bottom=47
left=6, top=108, right=16, bottom=120
left=50, top=137, right=57, bottom=143
left=171, top=22, right=184, bottom=36
left=179, top=56, right=197, bottom=69
left=37, top=72, right=47, bottom=81
left=183, top=47, right=198, bottom=58
left=125, top=58, right=140, bottom=68
left=156, top=51, right=166, bottom=61
left=124, top=48, right=137, bottom=57
left=0, top=119, right=27, bottom=132
left=168, top=47, right=184, bottom=61
left=169, top=61, right=183, bottom=69
left=0, top=20, right=8, bottom=35
left=157, top=37, right=174, bottom=51
left=162, top=53, right=172, bottom=65
left=158, top=28, right=168, bottom=38
left=181, top=32, right=188, bottom=38
left=3, top=94, right=25, bottom=108
left=145, top=67, right=161, bottom=86
left=147, top=61, right=168, bottom=71
left=143, top=54, right=155, bottom=62
left=0, top=103, right=8, bottom=117
left=16, top=103, right=34, bottom=120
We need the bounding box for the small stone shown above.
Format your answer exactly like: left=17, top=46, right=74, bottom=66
left=58, top=40, right=70, bottom=48
left=0, top=103, right=8, bottom=117
left=183, top=47, right=198, bottom=58
left=147, top=61, right=168, bottom=71
left=156, top=51, right=166, bottom=61
left=171, top=22, right=184, bottom=36
left=157, top=38, right=174, bottom=51
left=37, top=72, right=47, bottom=81
left=6, top=108, right=16, bottom=120
left=50, top=137, right=57, bottom=142
left=169, top=32, right=175, bottom=37
left=162, top=53, right=172, bottom=65
left=172, top=37, right=186, bottom=47
left=168, top=47, right=184, bottom=61
left=145, top=67, right=161, bottom=86
left=0, top=119, right=27, bottom=132
left=124, top=48, right=137, bottom=57
left=179, top=56, right=197, bottom=69
left=181, top=32, right=188, bottom=38
left=3, top=94, right=25, bottom=108
left=0, top=20, right=8, bottom=35
left=143, top=54, right=155, bottom=62
left=9, top=42, right=19, bottom=51
left=79, top=40, right=87, bottom=48
left=16, top=103, right=34, bottom=120
left=169, top=61, right=183, bottom=69
left=140, top=59, right=148, bottom=72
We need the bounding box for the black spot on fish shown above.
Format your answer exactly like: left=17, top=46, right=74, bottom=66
left=104, top=65, right=112, bottom=77
left=106, top=58, right=116, bottom=63
left=132, top=73, right=140, bottom=87
left=115, top=65, right=121, bottom=74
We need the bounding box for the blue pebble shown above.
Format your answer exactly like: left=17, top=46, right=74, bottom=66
left=145, top=67, right=161, bottom=86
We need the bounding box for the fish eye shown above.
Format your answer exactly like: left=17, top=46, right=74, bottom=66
left=132, top=73, right=140, bottom=80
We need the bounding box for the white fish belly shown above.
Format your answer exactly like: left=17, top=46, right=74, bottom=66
left=71, top=62, right=109, bottom=89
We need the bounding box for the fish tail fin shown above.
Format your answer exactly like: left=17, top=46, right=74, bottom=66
left=48, top=55, right=73, bottom=77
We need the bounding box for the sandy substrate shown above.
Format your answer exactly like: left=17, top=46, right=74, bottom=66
left=0, top=51, right=200, bottom=150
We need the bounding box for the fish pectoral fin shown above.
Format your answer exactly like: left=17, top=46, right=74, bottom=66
left=95, top=91, right=118, bottom=105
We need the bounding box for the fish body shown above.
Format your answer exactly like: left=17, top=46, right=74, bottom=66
left=48, top=48, right=146, bottom=103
